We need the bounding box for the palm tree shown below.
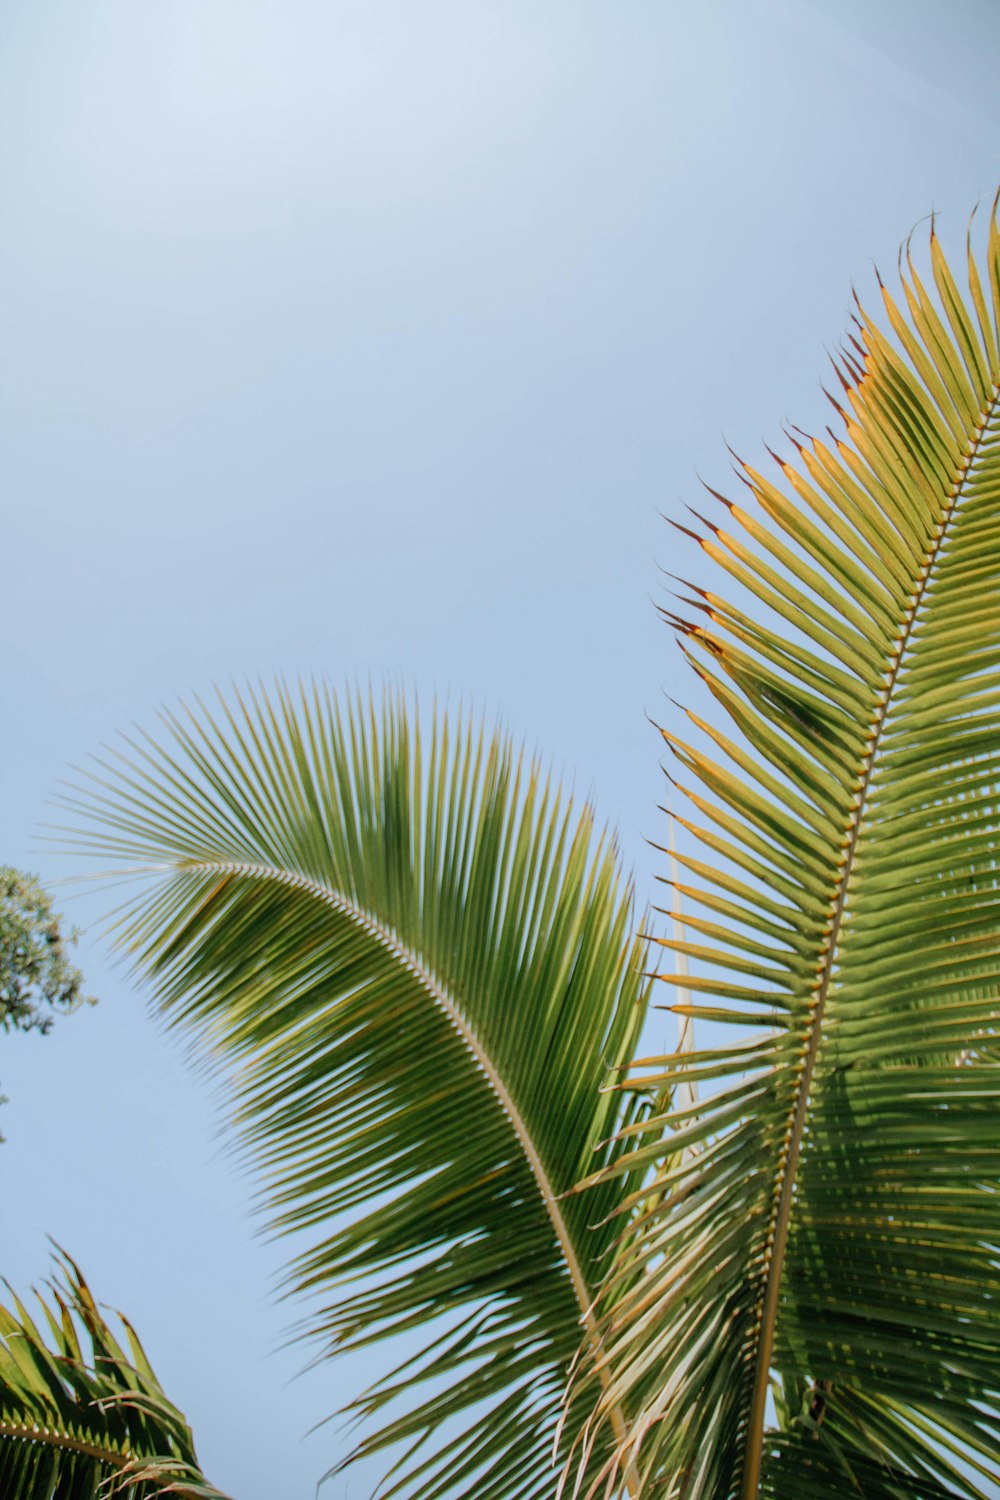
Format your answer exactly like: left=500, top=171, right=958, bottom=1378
left=0, top=1252, right=230, bottom=1497
left=569, top=212, right=1000, bottom=1498
left=61, top=692, right=656, bottom=1498
left=9, top=206, right=1000, bottom=1498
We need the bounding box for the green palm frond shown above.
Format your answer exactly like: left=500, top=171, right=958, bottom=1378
left=571, top=211, right=1000, bottom=1498
left=64, top=686, right=652, bottom=1498
left=0, top=1251, right=228, bottom=1499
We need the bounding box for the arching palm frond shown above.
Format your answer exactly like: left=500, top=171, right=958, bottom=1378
left=64, top=687, right=652, bottom=1498
left=0, top=1252, right=228, bottom=1499
left=572, top=213, right=1000, bottom=1499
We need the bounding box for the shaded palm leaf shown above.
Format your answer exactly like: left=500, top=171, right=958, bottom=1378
left=0, top=1251, right=228, bottom=1499
left=64, top=686, right=652, bottom=1498
left=571, top=211, right=1000, bottom=1498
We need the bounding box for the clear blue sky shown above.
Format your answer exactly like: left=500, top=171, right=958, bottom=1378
left=2, top=2, right=999, bottom=1496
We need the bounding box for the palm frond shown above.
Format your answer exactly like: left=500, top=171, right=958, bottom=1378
left=0, top=1251, right=228, bottom=1499
left=63, top=686, right=652, bottom=1497
left=571, top=209, right=1000, bottom=1498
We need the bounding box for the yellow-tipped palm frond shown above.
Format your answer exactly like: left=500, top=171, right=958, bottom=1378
left=572, top=213, right=1000, bottom=1499
left=64, top=686, right=652, bottom=1498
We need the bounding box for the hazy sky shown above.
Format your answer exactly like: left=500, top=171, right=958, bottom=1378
left=3, top=3, right=999, bottom=1496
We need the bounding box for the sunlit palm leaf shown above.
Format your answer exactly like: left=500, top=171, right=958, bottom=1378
left=65, top=686, right=651, bottom=1497
left=0, top=1252, right=228, bottom=1499
left=572, top=211, right=1000, bottom=1498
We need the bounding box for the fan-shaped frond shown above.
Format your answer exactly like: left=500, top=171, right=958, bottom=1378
left=64, top=686, right=652, bottom=1498
left=572, top=211, right=1000, bottom=1498
left=0, top=1252, right=227, bottom=1499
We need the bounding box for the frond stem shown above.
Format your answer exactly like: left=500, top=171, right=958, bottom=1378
left=0, top=1420, right=210, bottom=1499
left=0, top=1418, right=129, bottom=1467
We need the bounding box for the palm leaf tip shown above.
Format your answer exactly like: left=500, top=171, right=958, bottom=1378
left=62, top=682, right=654, bottom=1498
left=569, top=207, right=1000, bottom=1498
left=0, top=1250, right=229, bottom=1499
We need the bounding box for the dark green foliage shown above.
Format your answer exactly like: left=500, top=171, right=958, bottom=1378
left=0, top=866, right=94, bottom=1036
left=0, top=1252, right=229, bottom=1499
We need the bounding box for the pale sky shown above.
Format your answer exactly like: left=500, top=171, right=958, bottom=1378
left=3, top=3, right=999, bottom=1497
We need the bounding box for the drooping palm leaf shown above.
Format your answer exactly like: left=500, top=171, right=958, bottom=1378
left=64, top=686, right=652, bottom=1498
left=571, top=211, right=1000, bottom=1498
left=0, top=1251, right=228, bottom=1499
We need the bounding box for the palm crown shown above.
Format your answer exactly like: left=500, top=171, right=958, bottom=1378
left=4, top=208, right=1000, bottom=1500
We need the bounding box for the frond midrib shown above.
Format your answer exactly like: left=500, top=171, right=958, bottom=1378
left=0, top=1416, right=209, bottom=1500
left=179, top=854, right=632, bottom=1453
left=0, top=1416, right=208, bottom=1499
left=738, top=375, right=1000, bottom=1500
left=0, top=1416, right=130, bottom=1468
